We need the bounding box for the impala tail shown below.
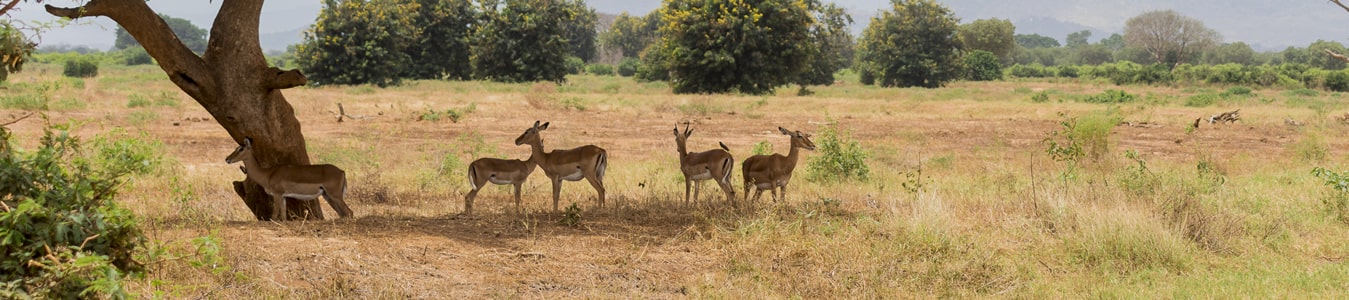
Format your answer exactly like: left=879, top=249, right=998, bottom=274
left=596, top=151, right=608, bottom=182
left=719, top=141, right=730, bottom=152
left=467, top=164, right=478, bottom=190
left=720, top=157, right=733, bottom=184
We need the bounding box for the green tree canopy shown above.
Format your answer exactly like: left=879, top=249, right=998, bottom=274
left=560, top=0, right=599, bottom=62
left=1065, top=30, right=1090, bottom=47
left=114, top=13, right=208, bottom=54
left=963, top=49, right=1001, bottom=81
left=404, top=0, right=478, bottom=80
left=1204, top=42, right=1255, bottom=65
left=795, top=1, right=854, bottom=87
left=1307, top=40, right=1348, bottom=70
left=297, top=0, right=419, bottom=87
left=855, top=0, right=962, bottom=88
left=957, top=18, right=1015, bottom=58
left=599, top=11, right=662, bottom=58
left=1123, top=10, right=1220, bottom=66
left=652, top=0, right=816, bottom=95
left=471, top=0, right=574, bottom=83
left=1015, top=33, right=1059, bottom=49
left=0, top=21, right=33, bottom=82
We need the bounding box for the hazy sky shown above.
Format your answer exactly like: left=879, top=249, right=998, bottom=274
left=6, top=0, right=1349, bottom=51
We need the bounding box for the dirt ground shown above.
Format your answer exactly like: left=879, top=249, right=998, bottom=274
left=1, top=78, right=1337, bottom=297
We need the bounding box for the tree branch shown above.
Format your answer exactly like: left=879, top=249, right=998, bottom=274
left=46, top=0, right=213, bottom=101
left=1326, top=49, right=1349, bottom=63
left=264, top=67, right=307, bottom=90
left=1332, top=0, right=1349, bottom=14
left=0, top=1, right=22, bottom=17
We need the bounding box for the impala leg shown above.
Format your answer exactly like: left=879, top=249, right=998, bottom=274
left=780, top=184, right=788, bottom=203
left=718, top=177, right=736, bottom=207
left=310, top=199, right=326, bottom=220
left=513, top=182, right=523, bottom=214
left=551, top=177, right=563, bottom=212
left=326, top=185, right=354, bottom=218
left=272, top=194, right=287, bottom=221
left=752, top=188, right=765, bottom=202
left=743, top=179, right=752, bottom=202
left=463, top=187, right=479, bottom=215
left=684, top=179, right=692, bottom=206
left=694, top=181, right=703, bottom=204
left=585, top=173, right=606, bottom=208
left=770, top=188, right=779, bottom=202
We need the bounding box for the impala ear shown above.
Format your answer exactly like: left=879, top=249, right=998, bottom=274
left=686, top=128, right=694, bottom=137
left=539, top=122, right=549, bottom=130
left=243, top=137, right=253, bottom=146
left=779, top=127, right=791, bottom=135
left=673, top=127, right=680, bottom=136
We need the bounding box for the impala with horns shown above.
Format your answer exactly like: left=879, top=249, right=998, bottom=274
left=674, top=123, right=736, bottom=205
left=226, top=138, right=353, bottom=220
left=742, top=127, right=815, bottom=202
left=516, top=121, right=608, bottom=211
left=462, top=123, right=543, bottom=214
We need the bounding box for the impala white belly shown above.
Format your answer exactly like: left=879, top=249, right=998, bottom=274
left=755, top=182, right=774, bottom=189
left=489, top=177, right=514, bottom=185
left=282, top=192, right=321, bottom=201
left=561, top=170, right=585, bottom=181
left=688, top=171, right=713, bottom=181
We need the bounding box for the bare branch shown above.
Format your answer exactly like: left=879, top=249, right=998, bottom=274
left=1332, top=0, right=1349, bottom=14
left=1326, top=49, right=1349, bottom=63
left=0, top=111, right=33, bottom=127
left=264, top=67, right=307, bottom=90
left=46, top=0, right=213, bottom=101
left=0, top=0, right=22, bottom=16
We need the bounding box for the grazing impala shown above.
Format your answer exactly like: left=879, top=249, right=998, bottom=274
left=742, top=127, right=815, bottom=202
left=226, top=138, right=353, bottom=220
left=674, top=123, right=736, bottom=205
left=516, top=121, right=608, bottom=211
left=462, top=123, right=542, bottom=214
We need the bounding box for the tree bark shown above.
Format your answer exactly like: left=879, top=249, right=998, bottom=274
left=47, top=0, right=339, bottom=221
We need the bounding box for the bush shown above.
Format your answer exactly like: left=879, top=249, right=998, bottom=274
left=1312, top=167, right=1349, bottom=225
left=121, top=47, right=152, bottom=65
left=0, top=125, right=147, bottom=298
left=616, top=57, right=639, bottom=77
left=62, top=59, right=98, bottom=78
left=564, top=56, right=585, bottom=75
left=962, top=50, right=1002, bottom=81
left=1183, top=93, right=1221, bottom=107
left=585, top=63, right=614, bottom=76
left=1082, top=89, right=1137, bottom=104
left=806, top=121, right=870, bottom=182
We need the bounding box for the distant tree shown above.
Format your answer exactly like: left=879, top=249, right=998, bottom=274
left=297, top=0, right=419, bottom=87
left=1307, top=40, right=1348, bottom=70
left=652, top=0, right=815, bottom=94
left=560, top=0, right=599, bottom=62
left=957, top=18, right=1015, bottom=58
left=599, top=12, right=656, bottom=58
left=0, top=21, right=33, bottom=82
left=1205, top=42, right=1255, bottom=65
left=1099, top=33, right=1125, bottom=51
left=471, top=0, right=573, bottom=83
left=1070, top=44, right=1113, bottom=65
left=855, top=0, right=962, bottom=88
left=795, top=2, right=854, bottom=87
left=1015, top=33, right=1059, bottom=49
left=114, top=14, right=207, bottom=54
left=963, top=50, right=1001, bottom=81
left=404, top=0, right=477, bottom=80
left=1123, top=10, right=1220, bottom=67
left=1065, top=30, right=1090, bottom=47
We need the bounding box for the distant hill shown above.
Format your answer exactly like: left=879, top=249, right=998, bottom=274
left=260, top=27, right=305, bottom=52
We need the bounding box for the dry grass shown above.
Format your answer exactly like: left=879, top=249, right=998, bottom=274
left=4, top=63, right=1349, bottom=297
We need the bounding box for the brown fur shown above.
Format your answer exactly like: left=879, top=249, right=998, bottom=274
left=516, top=121, right=608, bottom=211
left=741, top=127, right=815, bottom=203
left=674, top=124, right=736, bottom=206
left=226, top=138, right=353, bottom=220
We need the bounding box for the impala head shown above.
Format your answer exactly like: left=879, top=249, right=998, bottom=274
left=779, top=127, right=815, bottom=151
left=514, top=121, right=550, bottom=146
left=225, top=137, right=255, bottom=164
left=673, top=123, right=693, bottom=145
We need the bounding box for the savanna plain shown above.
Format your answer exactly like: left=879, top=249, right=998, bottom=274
left=5, top=63, right=1349, bottom=298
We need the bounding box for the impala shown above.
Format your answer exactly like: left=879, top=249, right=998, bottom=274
left=226, top=138, right=354, bottom=220
left=462, top=123, right=542, bottom=214
left=674, top=123, right=736, bottom=205
left=516, top=121, right=608, bottom=211
left=742, top=127, right=815, bottom=202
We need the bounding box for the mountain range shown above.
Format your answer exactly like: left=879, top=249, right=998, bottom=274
left=9, top=0, right=1349, bottom=52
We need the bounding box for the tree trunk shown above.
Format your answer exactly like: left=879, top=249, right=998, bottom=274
left=47, top=0, right=339, bottom=221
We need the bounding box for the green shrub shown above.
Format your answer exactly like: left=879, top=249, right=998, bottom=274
left=1223, top=86, right=1253, bottom=96
left=0, top=125, right=147, bottom=298
left=806, top=121, right=870, bottom=182
left=1044, top=110, right=1120, bottom=176
left=62, top=59, right=99, bottom=78
left=1, top=93, right=48, bottom=110
left=1082, top=89, right=1137, bottom=104
left=121, top=47, right=153, bottom=65
left=1183, top=93, right=1221, bottom=107
left=751, top=141, right=773, bottom=156
left=1290, top=132, right=1329, bottom=163
left=564, top=56, right=585, bottom=75
left=1030, top=91, right=1049, bottom=103
left=1312, top=167, right=1349, bottom=225
left=616, top=57, right=640, bottom=77
left=585, top=64, right=614, bottom=76
left=1284, top=88, right=1320, bottom=97
left=1324, top=70, right=1349, bottom=92
left=962, top=50, right=1002, bottom=81
left=127, top=94, right=153, bottom=108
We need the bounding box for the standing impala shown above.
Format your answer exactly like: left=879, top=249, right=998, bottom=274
left=226, top=138, right=353, bottom=220
left=742, top=127, right=815, bottom=202
left=674, top=123, right=736, bottom=205
left=462, top=123, right=542, bottom=214
left=516, top=121, right=608, bottom=211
